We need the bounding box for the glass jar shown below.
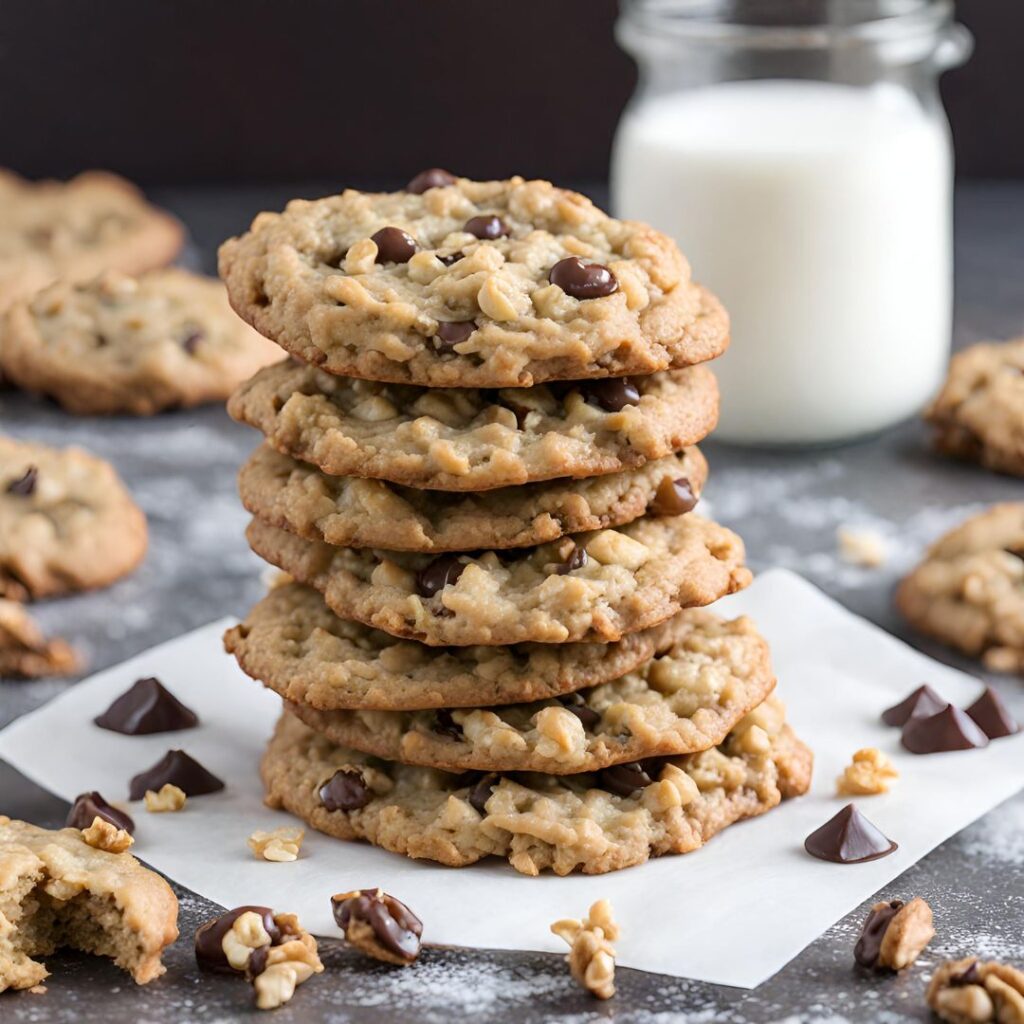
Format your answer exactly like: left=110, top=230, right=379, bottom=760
left=611, top=0, right=973, bottom=446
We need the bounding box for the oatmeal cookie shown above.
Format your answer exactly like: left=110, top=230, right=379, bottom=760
left=2, top=269, right=281, bottom=415
left=260, top=698, right=812, bottom=876
left=0, top=170, right=183, bottom=314
left=218, top=175, right=728, bottom=389
left=0, top=598, right=80, bottom=678
left=896, top=503, right=1024, bottom=674
left=246, top=514, right=751, bottom=646
left=229, top=358, right=718, bottom=491
left=925, top=338, right=1024, bottom=476
left=0, top=436, right=147, bottom=600
left=0, top=816, right=178, bottom=991
left=240, top=443, right=706, bottom=552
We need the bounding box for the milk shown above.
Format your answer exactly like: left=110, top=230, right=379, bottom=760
left=612, top=80, right=953, bottom=445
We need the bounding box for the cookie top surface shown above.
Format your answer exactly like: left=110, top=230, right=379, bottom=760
left=2, top=269, right=282, bottom=415
left=246, top=512, right=752, bottom=646
left=219, top=174, right=728, bottom=389
left=229, top=359, right=718, bottom=491
left=240, top=443, right=707, bottom=553
left=0, top=171, right=183, bottom=313
left=0, top=437, right=148, bottom=600
left=261, top=701, right=812, bottom=875
left=925, top=338, right=1024, bottom=477
left=897, top=503, right=1024, bottom=674
left=0, top=598, right=80, bottom=678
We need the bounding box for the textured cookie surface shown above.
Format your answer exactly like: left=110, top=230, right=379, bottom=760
left=925, top=338, right=1024, bottom=476
left=0, top=598, right=80, bottom=678
left=246, top=514, right=752, bottom=646
left=2, top=269, right=281, bottom=415
left=229, top=359, right=718, bottom=491
left=0, top=815, right=178, bottom=991
left=0, top=170, right=182, bottom=315
left=0, top=437, right=147, bottom=600
left=897, top=503, right=1024, bottom=674
left=261, top=700, right=812, bottom=876
left=240, top=444, right=706, bottom=552
left=219, top=175, right=728, bottom=388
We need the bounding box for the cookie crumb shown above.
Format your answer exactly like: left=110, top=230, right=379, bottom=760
left=837, top=526, right=888, bottom=568
left=144, top=783, right=186, bottom=812
left=248, top=826, right=304, bottom=862
left=81, top=815, right=134, bottom=853
left=836, top=748, right=899, bottom=796
left=551, top=899, right=619, bottom=1000
left=854, top=897, right=933, bottom=970
left=28, top=984, right=47, bottom=994
left=927, top=957, right=1024, bottom=1022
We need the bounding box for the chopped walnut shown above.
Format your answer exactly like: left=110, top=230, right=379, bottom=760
left=80, top=815, right=134, bottom=854
left=248, top=826, right=304, bottom=862
left=838, top=526, right=888, bottom=568
left=928, top=958, right=1024, bottom=1023
left=837, top=748, right=899, bottom=796
left=144, top=783, right=186, bottom=812
left=551, top=899, right=619, bottom=1000
left=854, top=897, right=934, bottom=971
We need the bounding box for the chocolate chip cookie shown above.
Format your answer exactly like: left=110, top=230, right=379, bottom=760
left=239, top=443, right=706, bottom=552
left=219, top=175, right=728, bottom=389
left=229, top=359, right=718, bottom=491
left=0, top=598, right=80, bottom=678
left=0, top=437, right=147, bottom=600
left=261, top=698, right=812, bottom=876
left=925, top=338, right=1024, bottom=476
left=896, top=503, right=1024, bottom=674
left=245, top=514, right=751, bottom=646
left=2, top=268, right=281, bottom=415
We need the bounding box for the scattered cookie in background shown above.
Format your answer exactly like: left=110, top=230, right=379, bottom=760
left=551, top=899, right=619, bottom=1000
left=0, top=436, right=147, bottom=601
left=0, top=815, right=178, bottom=992
left=853, top=897, right=934, bottom=971
left=0, top=598, right=80, bottom=678
left=331, top=888, right=423, bottom=965
left=927, top=958, right=1024, bottom=1023
left=248, top=826, right=304, bottom=862
left=836, top=748, right=899, bottom=796
left=924, top=336, right=1024, bottom=477
left=837, top=526, right=888, bottom=568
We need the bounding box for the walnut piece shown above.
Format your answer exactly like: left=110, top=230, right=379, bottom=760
left=928, top=958, right=1024, bottom=1023
left=144, top=784, right=187, bottom=812
left=855, top=897, right=934, bottom=971
left=248, top=826, right=304, bottom=862
left=551, top=899, right=619, bottom=1000
left=80, top=815, right=134, bottom=854
left=837, top=748, right=899, bottom=796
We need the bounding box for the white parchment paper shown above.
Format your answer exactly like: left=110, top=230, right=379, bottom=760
left=1, top=569, right=1021, bottom=988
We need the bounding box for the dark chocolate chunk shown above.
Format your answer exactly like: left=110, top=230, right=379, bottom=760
left=950, top=960, right=981, bottom=986
left=6, top=466, right=37, bottom=496
left=406, top=168, right=457, bottom=194
left=854, top=900, right=903, bottom=969
left=550, top=541, right=587, bottom=575
left=371, top=226, right=418, bottom=264
left=128, top=749, right=225, bottom=800
left=94, top=676, right=199, bottom=735
left=558, top=691, right=601, bottom=731
left=649, top=476, right=697, bottom=517
left=881, top=684, right=946, bottom=727
left=434, top=320, right=476, bottom=351
left=65, top=791, right=135, bottom=834
left=804, top=803, right=898, bottom=863
left=331, top=888, right=423, bottom=963
left=900, top=704, right=989, bottom=754
left=319, top=768, right=371, bottom=812
left=416, top=554, right=468, bottom=597
left=965, top=686, right=1020, bottom=740
left=464, top=215, right=509, bottom=240
left=181, top=329, right=204, bottom=355
left=438, top=250, right=463, bottom=267
left=467, top=772, right=500, bottom=815
left=432, top=708, right=463, bottom=740
left=195, top=906, right=282, bottom=974
left=579, top=377, right=640, bottom=413
left=548, top=256, right=619, bottom=299
left=599, top=760, right=653, bottom=797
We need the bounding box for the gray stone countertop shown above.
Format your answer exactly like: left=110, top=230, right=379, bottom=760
left=0, top=182, right=1022, bottom=1023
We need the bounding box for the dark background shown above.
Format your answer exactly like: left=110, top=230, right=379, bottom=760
left=0, top=0, right=1018, bottom=186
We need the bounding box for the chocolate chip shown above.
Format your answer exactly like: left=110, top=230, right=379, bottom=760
left=548, top=256, right=619, bottom=299
left=649, top=476, right=697, bottom=517
left=599, top=761, right=653, bottom=797
left=549, top=541, right=587, bottom=575
left=438, top=251, right=464, bottom=267
left=331, top=888, right=423, bottom=963
left=579, top=377, right=640, bottom=412
left=128, top=750, right=225, bottom=800
left=965, top=686, right=1020, bottom=740
left=248, top=945, right=269, bottom=978
left=415, top=554, right=467, bottom=597
left=464, top=215, right=509, bottom=240
left=434, top=320, right=476, bottom=352
left=94, top=677, right=199, bottom=735
left=804, top=804, right=898, bottom=863
left=900, top=704, right=989, bottom=754
left=195, top=906, right=281, bottom=974
left=406, top=168, right=457, bottom=194
left=881, top=684, right=946, bottom=727
left=319, top=768, right=371, bottom=812
left=854, top=900, right=903, bottom=969
left=181, top=329, right=203, bottom=355
left=432, top=709, right=463, bottom=740
left=371, top=226, right=418, bottom=264
left=467, top=772, right=500, bottom=815
left=6, top=466, right=37, bottom=496
left=558, top=692, right=601, bottom=731
left=65, top=791, right=135, bottom=834
left=951, top=960, right=982, bottom=986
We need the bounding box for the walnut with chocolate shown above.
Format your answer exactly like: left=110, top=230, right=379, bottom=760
left=551, top=899, right=619, bottom=999
left=927, top=958, right=1024, bottom=1023
left=853, top=897, right=933, bottom=971
left=331, top=888, right=423, bottom=965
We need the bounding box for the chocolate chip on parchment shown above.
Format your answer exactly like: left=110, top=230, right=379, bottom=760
left=6, top=466, right=38, bottom=496
left=195, top=906, right=282, bottom=973
left=406, top=168, right=457, bottom=194
left=558, top=691, right=601, bottom=731
left=434, top=320, right=476, bottom=352
left=880, top=684, right=945, bottom=727
left=94, top=676, right=199, bottom=735
left=965, top=686, right=1020, bottom=740
left=548, top=256, right=619, bottom=299
left=464, top=215, right=509, bottom=240
left=649, top=476, right=697, bottom=517
left=416, top=554, right=468, bottom=597
left=599, top=760, right=653, bottom=797
left=804, top=803, right=898, bottom=863
left=579, top=377, right=640, bottom=412
left=128, top=750, right=224, bottom=800
left=900, top=704, right=988, bottom=754
left=331, top=888, right=424, bottom=965
left=319, top=768, right=371, bottom=812
left=65, top=791, right=135, bottom=834
left=371, top=226, right=418, bottom=264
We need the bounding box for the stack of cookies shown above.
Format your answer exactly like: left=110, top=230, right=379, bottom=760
left=220, top=173, right=812, bottom=876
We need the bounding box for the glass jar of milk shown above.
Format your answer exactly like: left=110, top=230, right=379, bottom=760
left=612, top=0, right=972, bottom=446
